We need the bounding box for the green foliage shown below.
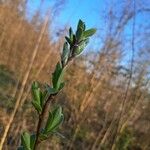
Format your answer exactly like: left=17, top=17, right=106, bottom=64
left=61, top=42, right=70, bottom=65
left=44, top=106, right=64, bottom=133
left=31, top=82, right=47, bottom=114
left=73, top=38, right=89, bottom=55
left=19, top=19, right=96, bottom=150
left=83, top=28, right=96, bottom=38
left=18, top=132, right=35, bottom=150
left=40, top=106, right=64, bottom=140
left=74, top=20, right=96, bottom=56
left=52, top=62, right=65, bottom=91
left=62, top=19, right=97, bottom=64
left=115, top=128, right=133, bottom=150
left=69, top=27, right=74, bottom=42
left=77, top=19, right=86, bottom=31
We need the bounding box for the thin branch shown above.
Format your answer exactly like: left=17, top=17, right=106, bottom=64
left=33, top=94, right=56, bottom=150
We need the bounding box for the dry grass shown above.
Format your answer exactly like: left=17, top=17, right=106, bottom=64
left=0, top=1, right=150, bottom=150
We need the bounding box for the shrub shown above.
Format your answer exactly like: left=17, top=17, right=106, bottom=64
left=18, top=20, right=96, bottom=150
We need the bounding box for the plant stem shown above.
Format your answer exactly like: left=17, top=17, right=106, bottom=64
left=33, top=94, right=55, bottom=150
left=34, top=44, right=75, bottom=150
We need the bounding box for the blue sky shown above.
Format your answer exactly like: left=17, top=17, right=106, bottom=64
left=26, top=0, right=104, bottom=50
left=26, top=0, right=103, bottom=29
left=26, top=0, right=150, bottom=55
left=26, top=0, right=150, bottom=35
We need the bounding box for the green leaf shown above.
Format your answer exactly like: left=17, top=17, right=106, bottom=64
left=52, top=62, right=62, bottom=88
left=48, top=106, right=64, bottom=132
left=44, top=106, right=64, bottom=134
left=69, top=27, right=73, bottom=41
left=58, top=82, right=65, bottom=91
left=52, top=62, right=64, bottom=90
left=30, top=134, right=36, bottom=149
left=72, top=34, right=76, bottom=44
left=65, top=36, right=72, bottom=45
left=75, top=20, right=86, bottom=41
left=76, top=27, right=83, bottom=41
left=21, top=132, right=31, bottom=150
left=19, top=132, right=35, bottom=150
left=32, top=100, right=42, bottom=113
left=83, top=28, right=96, bottom=38
left=40, top=90, right=47, bottom=108
left=61, top=42, right=70, bottom=65
left=31, top=81, right=46, bottom=113
left=32, top=81, right=39, bottom=89
left=31, top=82, right=41, bottom=105
left=44, top=111, right=53, bottom=133
left=74, top=38, right=89, bottom=56
left=77, top=19, right=86, bottom=31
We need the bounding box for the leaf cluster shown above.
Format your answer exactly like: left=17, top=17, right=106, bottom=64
left=19, top=19, right=96, bottom=150
left=62, top=19, right=96, bottom=66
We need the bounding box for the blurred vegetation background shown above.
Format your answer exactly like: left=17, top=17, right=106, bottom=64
left=0, top=0, right=150, bottom=150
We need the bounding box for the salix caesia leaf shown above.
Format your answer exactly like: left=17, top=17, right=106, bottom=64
left=44, top=106, right=64, bottom=134
left=30, top=134, right=36, bottom=150
left=69, top=27, right=74, bottom=41
left=58, top=82, right=65, bottom=91
left=19, top=132, right=36, bottom=150
left=19, top=19, right=96, bottom=150
left=61, top=42, right=70, bottom=66
left=21, top=132, right=31, bottom=150
left=83, top=28, right=97, bottom=38
left=76, top=26, right=83, bottom=41
left=52, top=62, right=64, bottom=90
left=77, top=19, right=86, bottom=31
left=76, top=20, right=86, bottom=41
left=49, top=106, right=64, bottom=131
left=31, top=82, right=41, bottom=105
left=31, top=82, right=43, bottom=113
left=44, top=111, right=53, bottom=133
left=65, top=36, right=72, bottom=45
left=32, top=100, right=42, bottom=113
left=40, top=90, right=47, bottom=108
left=74, top=38, right=89, bottom=56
